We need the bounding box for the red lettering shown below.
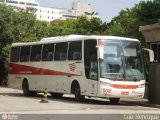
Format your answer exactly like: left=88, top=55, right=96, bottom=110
left=121, top=91, right=129, bottom=95
left=131, top=90, right=144, bottom=95
left=103, top=88, right=112, bottom=94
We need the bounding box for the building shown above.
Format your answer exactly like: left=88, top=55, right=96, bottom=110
left=36, top=7, right=63, bottom=22
left=61, top=8, right=76, bottom=20
left=139, top=21, right=160, bottom=104
left=139, top=22, right=160, bottom=62
left=72, top=1, right=99, bottom=19
left=0, top=0, right=99, bottom=22
left=0, top=0, right=62, bottom=22
left=0, top=0, right=39, bottom=8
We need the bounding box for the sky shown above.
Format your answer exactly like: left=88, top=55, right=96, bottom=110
left=36, top=0, right=147, bottom=22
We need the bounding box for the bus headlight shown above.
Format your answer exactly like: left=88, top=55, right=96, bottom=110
left=100, top=81, right=112, bottom=87
left=138, top=84, right=145, bottom=88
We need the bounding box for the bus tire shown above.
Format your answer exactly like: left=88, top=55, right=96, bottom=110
left=22, top=79, right=30, bottom=96
left=74, top=84, right=84, bottom=101
left=109, top=98, right=120, bottom=104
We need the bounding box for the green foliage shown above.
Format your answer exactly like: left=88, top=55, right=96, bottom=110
left=106, top=0, right=160, bottom=46
left=49, top=19, right=78, bottom=36
left=0, top=4, right=48, bottom=84
left=49, top=16, right=106, bottom=36
left=137, top=1, right=160, bottom=25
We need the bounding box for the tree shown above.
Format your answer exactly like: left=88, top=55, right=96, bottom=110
left=48, top=16, right=107, bottom=36
left=105, top=0, right=160, bottom=46
left=0, top=4, right=48, bottom=84
left=137, top=0, right=160, bottom=25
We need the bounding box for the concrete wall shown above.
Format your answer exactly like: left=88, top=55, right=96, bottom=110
left=139, top=23, right=160, bottom=43
left=148, top=63, right=160, bottom=104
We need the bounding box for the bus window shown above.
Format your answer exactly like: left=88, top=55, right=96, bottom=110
left=84, top=40, right=98, bottom=80
left=20, top=46, right=30, bottom=62
left=42, top=44, right=54, bottom=61
left=54, top=42, right=68, bottom=61
left=10, top=47, right=20, bottom=62
left=68, top=41, right=82, bottom=60
left=30, top=45, right=42, bottom=62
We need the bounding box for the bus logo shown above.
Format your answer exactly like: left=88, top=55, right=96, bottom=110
left=68, top=63, right=76, bottom=72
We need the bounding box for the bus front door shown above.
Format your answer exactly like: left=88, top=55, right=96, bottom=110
left=88, top=60, right=98, bottom=96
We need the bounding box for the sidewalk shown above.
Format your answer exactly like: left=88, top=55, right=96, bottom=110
left=121, top=98, right=160, bottom=108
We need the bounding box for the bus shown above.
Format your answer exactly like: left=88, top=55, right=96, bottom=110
left=8, top=35, right=154, bottom=103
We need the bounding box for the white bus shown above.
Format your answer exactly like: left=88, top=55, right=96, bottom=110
left=8, top=35, right=153, bottom=103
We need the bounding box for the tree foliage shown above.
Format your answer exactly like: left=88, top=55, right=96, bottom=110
left=106, top=0, right=160, bottom=46
left=0, top=4, right=48, bottom=84
left=48, top=16, right=106, bottom=36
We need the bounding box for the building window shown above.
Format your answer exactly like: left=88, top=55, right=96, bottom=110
left=26, top=2, right=38, bottom=6
left=6, top=0, right=18, bottom=4
left=151, top=44, right=160, bottom=62
left=0, top=0, right=5, bottom=3
left=19, top=2, right=25, bottom=5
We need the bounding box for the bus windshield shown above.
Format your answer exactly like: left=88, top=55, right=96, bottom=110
left=100, top=40, right=144, bottom=81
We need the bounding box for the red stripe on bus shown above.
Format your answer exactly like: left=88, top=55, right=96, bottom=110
left=112, top=84, right=138, bottom=89
left=9, top=63, right=80, bottom=76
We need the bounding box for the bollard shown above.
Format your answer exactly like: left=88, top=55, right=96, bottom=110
left=40, top=88, right=48, bottom=103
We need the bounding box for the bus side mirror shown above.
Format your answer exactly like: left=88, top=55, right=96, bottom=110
left=143, top=48, right=154, bottom=62
left=96, top=46, right=104, bottom=60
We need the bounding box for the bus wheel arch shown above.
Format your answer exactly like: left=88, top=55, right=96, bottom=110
left=71, top=80, right=85, bottom=101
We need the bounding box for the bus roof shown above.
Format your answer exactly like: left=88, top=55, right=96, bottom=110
left=11, top=35, right=140, bottom=47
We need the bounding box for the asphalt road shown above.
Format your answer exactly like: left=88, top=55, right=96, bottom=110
left=0, top=87, right=160, bottom=120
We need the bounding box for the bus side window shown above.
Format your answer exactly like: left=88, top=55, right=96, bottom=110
left=10, top=47, right=20, bottom=62
left=68, top=41, right=82, bottom=60
left=20, top=46, right=30, bottom=62
left=30, top=45, right=42, bottom=62
left=54, top=42, right=68, bottom=61
left=42, top=44, right=54, bottom=61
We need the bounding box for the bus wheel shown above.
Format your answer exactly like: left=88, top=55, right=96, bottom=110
left=109, top=98, right=120, bottom=104
left=74, top=85, right=84, bottom=101
left=22, top=80, right=30, bottom=96
left=51, top=93, right=63, bottom=98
